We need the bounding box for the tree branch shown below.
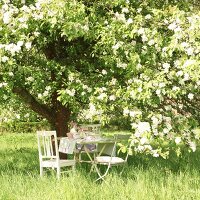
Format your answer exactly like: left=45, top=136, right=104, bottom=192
left=12, top=86, right=55, bottom=125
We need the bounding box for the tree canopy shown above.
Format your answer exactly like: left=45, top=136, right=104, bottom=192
left=1, top=0, right=200, bottom=157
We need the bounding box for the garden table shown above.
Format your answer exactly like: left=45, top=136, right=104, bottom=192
left=59, top=136, right=116, bottom=163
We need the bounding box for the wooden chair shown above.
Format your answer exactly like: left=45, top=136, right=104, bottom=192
left=37, top=131, right=76, bottom=179
left=94, top=134, right=131, bottom=182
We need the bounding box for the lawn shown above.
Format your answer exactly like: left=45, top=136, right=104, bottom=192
left=0, top=132, right=200, bottom=200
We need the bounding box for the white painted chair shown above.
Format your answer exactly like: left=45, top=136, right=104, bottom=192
left=37, top=131, right=76, bottom=179
left=94, top=134, right=131, bottom=182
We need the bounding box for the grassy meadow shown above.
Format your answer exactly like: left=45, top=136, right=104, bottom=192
left=0, top=132, right=200, bottom=200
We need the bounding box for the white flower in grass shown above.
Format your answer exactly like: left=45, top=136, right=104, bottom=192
left=175, top=137, right=181, bottom=144
left=188, top=93, right=194, bottom=100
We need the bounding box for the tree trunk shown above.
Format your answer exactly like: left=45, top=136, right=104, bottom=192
left=13, top=86, right=71, bottom=159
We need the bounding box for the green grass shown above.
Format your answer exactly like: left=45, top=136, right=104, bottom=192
left=1, top=132, right=200, bottom=200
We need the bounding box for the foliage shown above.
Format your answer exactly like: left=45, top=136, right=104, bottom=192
left=1, top=0, right=200, bottom=156
left=0, top=121, right=50, bottom=133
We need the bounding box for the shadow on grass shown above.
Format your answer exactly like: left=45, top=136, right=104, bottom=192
left=1, top=145, right=200, bottom=180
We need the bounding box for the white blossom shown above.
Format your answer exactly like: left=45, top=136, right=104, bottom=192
left=3, top=12, right=11, bottom=24
left=123, top=108, right=129, bottom=115
left=153, top=152, right=159, bottom=157
left=109, top=95, right=116, bottom=101
left=176, top=70, right=183, bottom=77
left=25, top=42, right=32, bottom=50
left=102, top=69, right=107, bottom=75
left=148, top=39, right=155, bottom=46
left=140, top=137, right=148, bottom=145
left=156, top=89, right=161, bottom=95
left=145, top=14, right=152, bottom=20
left=175, top=137, right=181, bottom=144
left=188, top=93, right=194, bottom=100
left=137, top=122, right=151, bottom=134
left=8, top=72, right=14, bottom=76
left=168, top=22, right=177, bottom=30
left=97, top=93, right=107, bottom=100
left=122, top=7, right=129, bottom=13
left=1, top=56, right=9, bottom=63
left=186, top=47, right=194, bottom=55
left=189, top=141, right=196, bottom=152
left=27, top=76, right=34, bottom=82
left=127, top=18, right=133, bottom=25
left=66, top=89, right=75, bottom=97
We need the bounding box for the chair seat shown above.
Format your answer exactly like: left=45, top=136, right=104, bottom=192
left=95, top=156, right=125, bottom=165
left=41, top=159, right=76, bottom=167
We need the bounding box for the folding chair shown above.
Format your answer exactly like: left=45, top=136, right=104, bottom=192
left=37, top=131, right=76, bottom=179
left=93, top=134, right=131, bottom=182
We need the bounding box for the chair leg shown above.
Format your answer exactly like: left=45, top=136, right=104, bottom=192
left=120, top=163, right=127, bottom=176
left=95, top=165, right=110, bottom=182
left=57, top=167, right=61, bottom=179
left=40, top=166, right=43, bottom=177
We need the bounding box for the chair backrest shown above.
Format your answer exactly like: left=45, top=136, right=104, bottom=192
left=114, top=134, right=131, bottom=141
left=113, top=134, right=131, bottom=161
left=59, top=138, right=76, bottom=154
left=37, top=131, right=59, bottom=160
left=79, top=124, right=101, bottom=136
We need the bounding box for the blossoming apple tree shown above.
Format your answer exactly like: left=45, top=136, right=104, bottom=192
left=1, top=0, right=200, bottom=157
